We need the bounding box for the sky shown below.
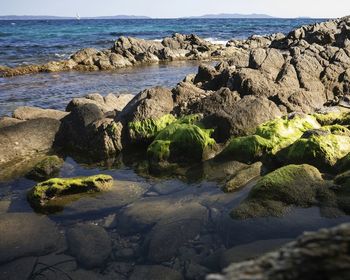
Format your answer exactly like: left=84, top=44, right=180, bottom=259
left=1, top=0, right=350, bottom=18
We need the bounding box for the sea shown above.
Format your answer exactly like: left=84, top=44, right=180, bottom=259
left=0, top=18, right=326, bottom=116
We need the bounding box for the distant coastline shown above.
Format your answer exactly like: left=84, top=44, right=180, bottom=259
left=1, top=13, right=278, bottom=20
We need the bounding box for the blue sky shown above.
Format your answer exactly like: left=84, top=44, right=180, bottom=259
left=1, top=0, right=349, bottom=18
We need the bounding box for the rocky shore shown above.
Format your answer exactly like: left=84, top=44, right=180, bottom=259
left=1, top=16, right=350, bottom=279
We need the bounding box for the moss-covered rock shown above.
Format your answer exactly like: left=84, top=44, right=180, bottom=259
left=128, top=114, right=176, bottom=144
left=333, top=171, right=350, bottom=214
left=283, top=132, right=350, bottom=170
left=26, top=155, right=64, bottom=181
left=314, top=111, right=350, bottom=126
left=27, top=174, right=113, bottom=211
left=217, top=114, right=320, bottom=163
left=147, top=115, right=216, bottom=172
left=231, top=164, right=328, bottom=219
left=321, top=124, right=350, bottom=136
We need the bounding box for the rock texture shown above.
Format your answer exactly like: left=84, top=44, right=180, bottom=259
left=210, top=223, right=350, bottom=280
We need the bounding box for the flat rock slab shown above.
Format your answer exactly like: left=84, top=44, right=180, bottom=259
left=0, top=213, right=63, bottom=264
left=12, top=106, right=68, bottom=121
left=66, top=224, right=112, bottom=268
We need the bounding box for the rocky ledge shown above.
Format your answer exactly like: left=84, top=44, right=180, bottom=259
left=209, top=222, right=350, bottom=280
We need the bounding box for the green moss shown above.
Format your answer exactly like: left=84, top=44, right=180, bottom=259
left=27, top=174, right=113, bottom=211
left=231, top=164, right=328, bottom=219
left=284, top=134, right=350, bottom=170
left=218, top=135, right=273, bottom=163
left=217, top=115, right=320, bottom=163
left=314, top=111, right=350, bottom=126
left=128, top=114, right=176, bottom=143
left=27, top=155, right=64, bottom=181
left=321, top=124, right=350, bottom=136
left=147, top=116, right=216, bottom=167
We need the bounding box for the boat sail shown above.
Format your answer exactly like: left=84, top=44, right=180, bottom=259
left=76, top=12, right=80, bottom=20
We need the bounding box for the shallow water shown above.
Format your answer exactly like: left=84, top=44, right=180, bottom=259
left=0, top=61, right=201, bottom=117
left=1, top=154, right=349, bottom=279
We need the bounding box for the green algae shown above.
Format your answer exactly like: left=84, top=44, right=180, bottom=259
left=218, top=115, right=320, bottom=163
left=27, top=174, right=113, bottom=211
left=147, top=115, right=216, bottom=168
left=314, top=111, right=350, bottom=126
left=128, top=114, right=176, bottom=143
left=231, top=164, right=327, bottom=219
left=321, top=124, right=350, bottom=136
left=27, top=155, right=64, bottom=181
left=284, top=134, right=350, bottom=170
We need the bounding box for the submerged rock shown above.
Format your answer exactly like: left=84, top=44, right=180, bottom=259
left=66, top=224, right=112, bottom=268
left=213, top=223, right=350, bottom=280
left=0, top=213, right=63, bottom=264
left=26, top=155, right=64, bottom=181
left=27, top=174, right=113, bottom=212
left=231, top=164, right=328, bottom=218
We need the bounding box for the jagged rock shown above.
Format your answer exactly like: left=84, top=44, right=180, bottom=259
left=212, top=223, right=350, bottom=280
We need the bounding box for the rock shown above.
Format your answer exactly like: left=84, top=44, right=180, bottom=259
left=282, top=128, right=350, bottom=170
left=12, top=106, right=68, bottom=120
left=129, top=265, right=183, bottom=280
left=223, top=162, right=262, bottom=192
left=147, top=115, right=216, bottom=172
left=213, top=223, right=350, bottom=280
left=26, top=155, right=64, bottom=181
left=146, top=202, right=208, bottom=263
left=231, top=164, right=329, bottom=219
left=66, top=93, right=134, bottom=114
left=0, top=116, right=24, bottom=129
left=119, top=86, right=174, bottom=123
left=0, top=213, right=63, bottom=263
left=0, top=257, right=36, bottom=280
left=27, top=174, right=113, bottom=212
left=0, top=118, right=60, bottom=167
left=66, top=224, right=112, bottom=268
left=0, top=200, right=10, bottom=214
left=219, top=239, right=292, bottom=269
left=217, top=114, right=320, bottom=163
left=128, top=114, right=176, bottom=144
left=202, top=96, right=282, bottom=142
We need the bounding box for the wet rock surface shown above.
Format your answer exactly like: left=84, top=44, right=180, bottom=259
left=212, top=223, right=350, bottom=280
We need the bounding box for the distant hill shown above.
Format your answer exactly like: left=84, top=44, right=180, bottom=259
left=0, top=15, right=151, bottom=20
left=187, top=13, right=274, bottom=19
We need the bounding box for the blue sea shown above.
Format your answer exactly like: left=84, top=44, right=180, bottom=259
left=0, top=18, right=326, bottom=116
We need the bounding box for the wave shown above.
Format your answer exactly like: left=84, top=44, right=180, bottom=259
left=204, top=37, right=228, bottom=45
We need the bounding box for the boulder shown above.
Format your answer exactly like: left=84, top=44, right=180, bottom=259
left=202, top=96, right=282, bottom=143
left=12, top=106, right=68, bottom=120
left=66, top=224, right=111, bottom=268
left=0, top=213, right=63, bottom=263
left=147, top=116, right=216, bottom=172
left=231, top=164, right=329, bottom=219
left=217, top=114, right=320, bottom=163
left=26, top=155, right=64, bottom=181
left=0, top=118, right=60, bottom=167
left=66, top=93, right=134, bottom=114
left=27, top=174, right=113, bottom=212
left=0, top=117, right=24, bottom=129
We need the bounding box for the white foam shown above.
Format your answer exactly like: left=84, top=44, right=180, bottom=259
left=153, top=39, right=162, bottom=42
left=204, top=38, right=228, bottom=45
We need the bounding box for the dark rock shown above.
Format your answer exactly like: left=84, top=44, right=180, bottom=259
left=26, top=155, right=64, bottom=181
left=213, top=223, right=350, bottom=280
left=130, top=265, right=183, bottom=280
left=66, top=224, right=112, bottom=268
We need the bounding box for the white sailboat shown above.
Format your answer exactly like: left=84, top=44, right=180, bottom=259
left=76, top=12, right=80, bottom=20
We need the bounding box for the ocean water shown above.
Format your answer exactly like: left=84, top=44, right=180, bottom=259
left=0, top=18, right=327, bottom=67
